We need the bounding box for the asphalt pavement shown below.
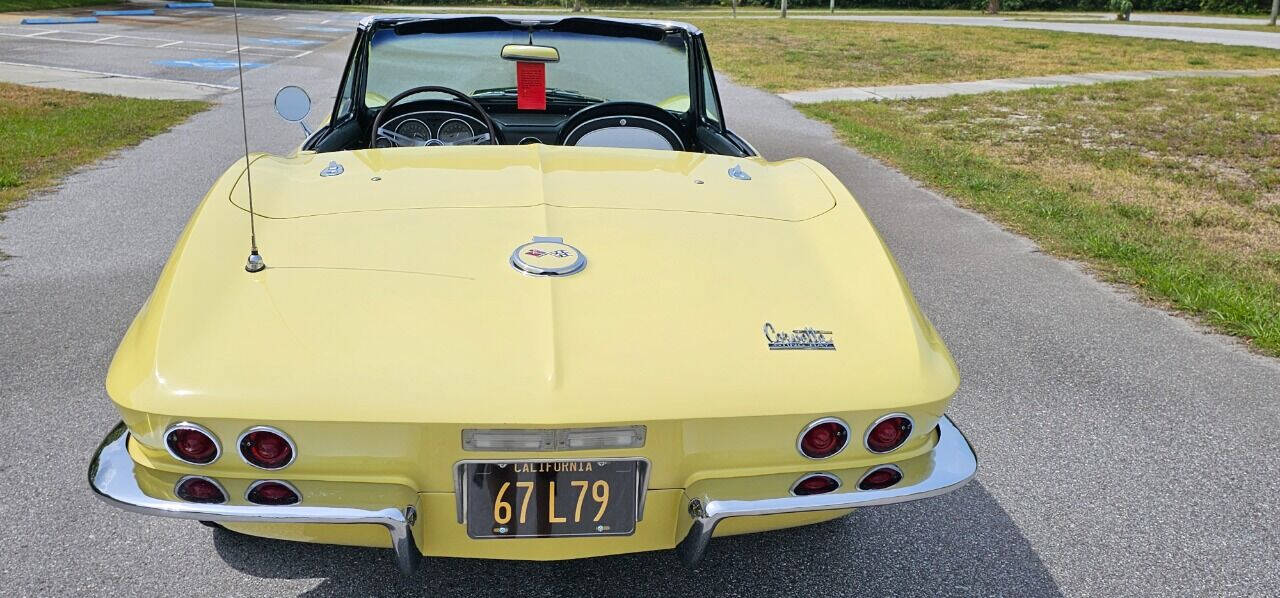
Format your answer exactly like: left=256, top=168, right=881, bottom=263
left=1, top=6, right=1278, bottom=597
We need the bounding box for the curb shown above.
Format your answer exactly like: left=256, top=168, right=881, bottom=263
left=20, top=17, right=98, bottom=25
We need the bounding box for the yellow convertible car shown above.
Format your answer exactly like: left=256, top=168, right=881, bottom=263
left=89, top=14, right=976, bottom=574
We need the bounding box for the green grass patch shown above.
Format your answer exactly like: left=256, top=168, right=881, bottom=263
left=0, top=83, right=207, bottom=218
left=693, top=19, right=1280, bottom=92
left=801, top=75, right=1280, bottom=355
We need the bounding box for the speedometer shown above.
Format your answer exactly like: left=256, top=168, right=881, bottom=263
left=394, top=119, right=432, bottom=143
left=437, top=119, right=475, bottom=145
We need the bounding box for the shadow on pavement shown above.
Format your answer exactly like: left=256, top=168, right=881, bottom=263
left=212, top=482, right=1061, bottom=597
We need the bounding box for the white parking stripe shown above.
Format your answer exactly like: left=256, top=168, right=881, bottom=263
left=156, top=40, right=182, bottom=48
left=0, top=31, right=303, bottom=58
left=0, top=60, right=239, bottom=90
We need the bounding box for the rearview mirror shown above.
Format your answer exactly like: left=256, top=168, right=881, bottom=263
left=274, top=85, right=311, bottom=122
left=500, top=44, right=560, bottom=63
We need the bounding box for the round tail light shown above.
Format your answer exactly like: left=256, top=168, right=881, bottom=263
left=238, top=427, right=295, bottom=470
left=858, top=465, right=903, bottom=491
left=246, top=480, right=301, bottom=506
left=797, top=418, right=850, bottom=459
left=791, top=473, right=841, bottom=496
left=865, top=414, right=913, bottom=453
left=175, top=476, right=227, bottom=504
left=165, top=423, right=220, bottom=465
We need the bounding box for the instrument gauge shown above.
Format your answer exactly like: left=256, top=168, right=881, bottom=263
left=394, top=118, right=432, bottom=144
left=437, top=119, right=475, bottom=145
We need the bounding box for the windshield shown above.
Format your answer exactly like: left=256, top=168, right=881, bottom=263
left=364, top=27, right=691, bottom=111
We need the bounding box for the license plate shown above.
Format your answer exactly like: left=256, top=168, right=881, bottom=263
left=462, top=459, right=642, bottom=539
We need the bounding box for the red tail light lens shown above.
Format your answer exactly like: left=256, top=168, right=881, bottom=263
left=865, top=414, right=913, bottom=453
left=165, top=424, right=220, bottom=465
left=798, top=418, right=850, bottom=459
left=175, top=476, right=227, bottom=504
left=238, top=427, right=295, bottom=470
left=791, top=473, right=841, bottom=496
left=858, top=465, right=903, bottom=491
left=246, top=480, right=301, bottom=506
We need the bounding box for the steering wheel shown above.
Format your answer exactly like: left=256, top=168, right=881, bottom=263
left=370, top=85, right=500, bottom=148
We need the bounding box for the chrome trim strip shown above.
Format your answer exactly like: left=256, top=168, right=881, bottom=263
left=855, top=463, right=903, bottom=491
left=245, top=479, right=303, bottom=504
left=864, top=412, right=915, bottom=454
left=678, top=414, right=976, bottom=566
left=89, top=423, right=421, bottom=576
left=236, top=426, right=298, bottom=470
left=174, top=475, right=228, bottom=505
left=787, top=472, right=840, bottom=497
left=795, top=416, right=851, bottom=460
left=452, top=457, right=652, bottom=525
left=163, top=422, right=222, bottom=466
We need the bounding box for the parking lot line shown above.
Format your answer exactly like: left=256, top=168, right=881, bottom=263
left=0, top=59, right=238, bottom=88
left=0, top=27, right=311, bottom=59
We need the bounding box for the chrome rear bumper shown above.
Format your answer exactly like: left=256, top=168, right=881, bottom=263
left=675, top=415, right=977, bottom=565
left=87, top=423, right=422, bottom=574
left=89, top=415, right=975, bottom=572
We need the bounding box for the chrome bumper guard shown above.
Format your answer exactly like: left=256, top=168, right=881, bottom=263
left=675, top=414, right=978, bottom=566
left=88, top=423, right=422, bottom=575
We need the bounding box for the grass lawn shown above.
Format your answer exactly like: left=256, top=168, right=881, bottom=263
left=0, top=0, right=110, bottom=11
left=801, top=76, right=1280, bottom=355
left=0, top=83, right=207, bottom=218
left=691, top=19, right=1280, bottom=91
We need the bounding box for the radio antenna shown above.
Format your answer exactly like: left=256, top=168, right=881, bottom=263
left=231, top=0, right=265, bottom=273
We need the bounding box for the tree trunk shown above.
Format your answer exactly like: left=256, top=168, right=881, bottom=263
left=572, top=0, right=582, bottom=12
left=985, top=0, right=999, bottom=14
left=1270, top=0, right=1278, bottom=26
left=732, top=0, right=737, bottom=17
left=781, top=0, right=788, bottom=18
left=830, top=0, right=835, bottom=13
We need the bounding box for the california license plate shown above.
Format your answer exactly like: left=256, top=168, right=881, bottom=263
left=462, top=459, right=642, bottom=539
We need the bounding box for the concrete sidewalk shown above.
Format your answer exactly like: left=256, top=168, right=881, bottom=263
left=785, top=15, right=1280, bottom=50
left=780, top=67, right=1280, bottom=104
left=0, top=60, right=234, bottom=100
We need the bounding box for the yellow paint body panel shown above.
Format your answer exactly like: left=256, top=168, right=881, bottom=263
left=105, top=144, right=959, bottom=559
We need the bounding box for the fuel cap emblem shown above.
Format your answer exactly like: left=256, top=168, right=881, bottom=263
left=510, top=236, right=586, bottom=277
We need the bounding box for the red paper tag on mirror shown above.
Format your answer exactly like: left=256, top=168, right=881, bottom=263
left=516, top=61, right=546, bottom=111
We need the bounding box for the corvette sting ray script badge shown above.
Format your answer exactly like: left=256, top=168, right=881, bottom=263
left=764, top=323, right=836, bottom=350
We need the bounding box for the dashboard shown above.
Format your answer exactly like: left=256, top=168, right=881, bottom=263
left=310, top=97, right=752, bottom=157
left=377, top=109, right=588, bottom=147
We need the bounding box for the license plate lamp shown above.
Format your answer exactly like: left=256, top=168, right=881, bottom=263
left=463, top=426, right=646, bottom=451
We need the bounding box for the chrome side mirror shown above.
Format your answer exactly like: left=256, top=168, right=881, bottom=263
left=274, top=85, right=313, bottom=136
